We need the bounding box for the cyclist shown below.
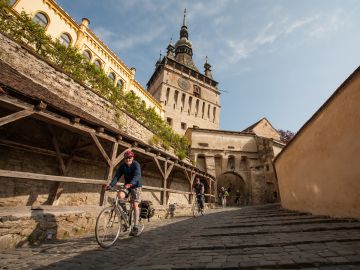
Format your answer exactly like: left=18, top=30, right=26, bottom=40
left=193, top=177, right=205, bottom=211
left=106, top=149, right=142, bottom=236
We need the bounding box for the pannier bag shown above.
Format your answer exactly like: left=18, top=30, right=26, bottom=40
left=139, top=200, right=155, bottom=222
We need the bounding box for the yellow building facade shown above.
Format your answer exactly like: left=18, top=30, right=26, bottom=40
left=10, top=0, right=164, bottom=117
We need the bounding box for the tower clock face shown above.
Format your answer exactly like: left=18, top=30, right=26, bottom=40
left=177, top=77, right=190, bottom=91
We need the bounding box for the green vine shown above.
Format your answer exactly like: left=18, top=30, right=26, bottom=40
left=0, top=3, right=189, bottom=159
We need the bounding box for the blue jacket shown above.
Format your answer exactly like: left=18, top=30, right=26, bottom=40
left=110, top=160, right=142, bottom=188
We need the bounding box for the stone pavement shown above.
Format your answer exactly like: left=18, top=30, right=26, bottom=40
left=1, top=204, right=360, bottom=269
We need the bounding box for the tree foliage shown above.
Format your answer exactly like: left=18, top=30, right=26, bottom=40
left=0, top=4, right=189, bottom=159
left=278, top=129, right=295, bottom=144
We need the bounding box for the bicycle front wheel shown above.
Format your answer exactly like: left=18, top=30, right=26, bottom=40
left=95, top=206, right=122, bottom=248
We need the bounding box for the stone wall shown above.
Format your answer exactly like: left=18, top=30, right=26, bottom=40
left=275, top=66, right=360, bottom=219
left=0, top=33, right=156, bottom=146
left=0, top=204, right=205, bottom=250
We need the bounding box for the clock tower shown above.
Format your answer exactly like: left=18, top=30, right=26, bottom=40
left=147, top=10, right=221, bottom=135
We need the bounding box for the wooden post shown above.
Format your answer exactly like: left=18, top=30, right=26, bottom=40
left=99, top=142, right=118, bottom=206
left=47, top=125, right=67, bottom=205
left=153, top=156, right=174, bottom=205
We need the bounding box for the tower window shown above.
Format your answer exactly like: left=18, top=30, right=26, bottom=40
left=166, top=87, right=170, bottom=105
left=193, top=85, right=201, bottom=97
left=174, top=90, right=179, bottom=108
left=181, top=122, right=187, bottom=130
left=195, top=99, right=199, bottom=117
left=188, top=96, right=192, bottom=115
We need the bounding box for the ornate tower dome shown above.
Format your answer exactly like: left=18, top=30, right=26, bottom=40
left=174, top=9, right=199, bottom=71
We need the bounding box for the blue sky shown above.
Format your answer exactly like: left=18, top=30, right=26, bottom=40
left=57, top=0, right=360, bottom=132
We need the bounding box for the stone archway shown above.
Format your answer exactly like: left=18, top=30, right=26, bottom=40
left=217, top=172, right=247, bottom=206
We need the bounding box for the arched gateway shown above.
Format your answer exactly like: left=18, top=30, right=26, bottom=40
left=217, top=172, right=247, bottom=206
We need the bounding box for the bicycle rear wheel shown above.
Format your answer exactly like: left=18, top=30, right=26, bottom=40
left=95, top=206, right=122, bottom=248
left=192, top=201, right=201, bottom=217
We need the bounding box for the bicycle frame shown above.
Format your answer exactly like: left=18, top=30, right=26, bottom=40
left=108, top=188, right=134, bottom=230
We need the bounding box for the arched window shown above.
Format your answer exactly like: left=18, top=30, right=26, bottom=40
left=94, top=59, right=102, bottom=68
left=108, top=72, right=116, bottom=81
left=33, top=12, right=49, bottom=27
left=227, top=155, right=235, bottom=171
left=207, top=104, right=211, bottom=120
left=82, top=50, right=92, bottom=61
left=213, top=107, right=216, bottom=123
left=59, top=33, right=72, bottom=47
left=116, top=80, right=123, bottom=90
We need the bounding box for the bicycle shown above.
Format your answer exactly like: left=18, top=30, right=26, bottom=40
left=192, top=193, right=205, bottom=217
left=95, top=186, right=145, bottom=248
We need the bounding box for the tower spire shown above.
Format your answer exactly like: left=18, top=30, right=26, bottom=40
left=183, top=8, right=187, bottom=27
left=204, top=56, right=213, bottom=78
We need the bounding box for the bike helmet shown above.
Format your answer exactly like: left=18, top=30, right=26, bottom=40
left=124, top=149, right=135, bottom=158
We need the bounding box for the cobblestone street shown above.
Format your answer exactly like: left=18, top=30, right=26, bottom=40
left=1, top=204, right=360, bottom=270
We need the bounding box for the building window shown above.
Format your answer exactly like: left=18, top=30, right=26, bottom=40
left=59, top=33, right=72, bottom=47
left=213, top=107, right=216, bottom=123
left=193, top=85, right=201, bottom=97
left=188, top=96, right=192, bottom=115
left=174, top=90, right=179, bottom=108
left=195, top=99, right=199, bottom=117
left=202, top=102, right=205, bottom=118
left=94, top=59, right=102, bottom=68
left=33, top=12, right=49, bottom=27
left=82, top=50, right=92, bottom=61
left=165, top=87, right=170, bottom=105
left=228, top=156, right=235, bottom=171
left=207, top=104, right=210, bottom=120
left=181, top=122, right=187, bottom=130
left=166, top=117, right=173, bottom=126
left=181, top=93, right=185, bottom=112
left=108, top=72, right=116, bottom=81
left=116, top=80, right=123, bottom=91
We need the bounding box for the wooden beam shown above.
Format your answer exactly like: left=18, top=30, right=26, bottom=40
left=152, top=156, right=165, bottom=179
left=113, top=149, right=128, bottom=167
left=48, top=125, right=66, bottom=175
left=165, top=162, right=175, bottom=180
left=0, top=169, right=106, bottom=185
left=0, top=169, right=194, bottom=193
left=90, top=132, right=111, bottom=165
left=0, top=109, right=33, bottom=127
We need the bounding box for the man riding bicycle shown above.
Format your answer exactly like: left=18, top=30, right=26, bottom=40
left=106, top=150, right=142, bottom=236
left=193, top=177, right=205, bottom=211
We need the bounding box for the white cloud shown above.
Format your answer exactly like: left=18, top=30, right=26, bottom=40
left=112, top=26, right=167, bottom=51
left=308, top=11, right=344, bottom=38
left=285, top=16, right=318, bottom=34
left=224, top=10, right=345, bottom=66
